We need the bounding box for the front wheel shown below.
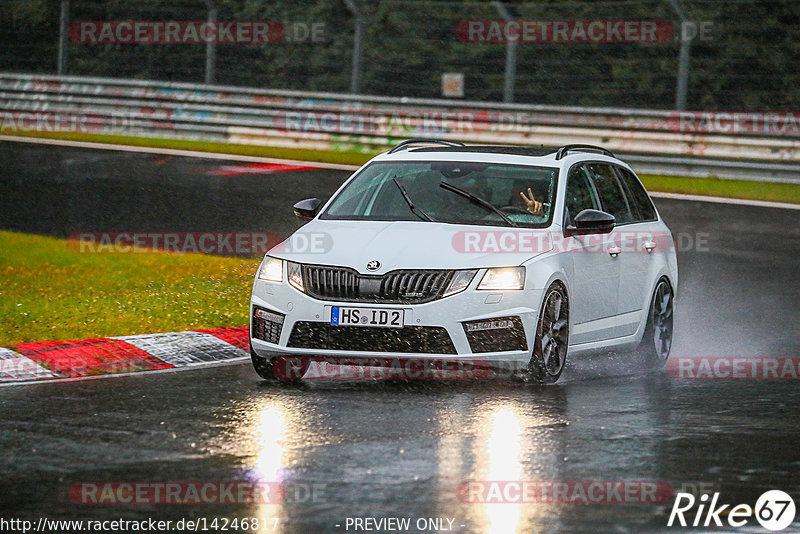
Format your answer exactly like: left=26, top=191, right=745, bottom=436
left=250, top=343, right=312, bottom=381
left=250, top=342, right=277, bottom=380
left=526, top=282, right=569, bottom=384
left=636, top=277, right=674, bottom=367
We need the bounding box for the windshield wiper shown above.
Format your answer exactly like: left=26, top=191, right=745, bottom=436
left=439, top=181, right=518, bottom=227
left=392, top=177, right=436, bottom=222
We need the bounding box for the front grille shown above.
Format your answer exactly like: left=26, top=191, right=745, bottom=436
left=463, top=316, right=527, bottom=353
left=288, top=322, right=457, bottom=354
left=301, top=265, right=454, bottom=304
left=252, top=307, right=285, bottom=344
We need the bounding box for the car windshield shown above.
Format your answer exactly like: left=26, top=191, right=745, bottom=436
left=321, top=161, right=558, bottom=227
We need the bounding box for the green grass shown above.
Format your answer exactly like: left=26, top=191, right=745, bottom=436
left=0, top=231, right=260, bottom=347
left=2, top=130, right=379, bottom=167
left=639, top=174, right=800, bottom=204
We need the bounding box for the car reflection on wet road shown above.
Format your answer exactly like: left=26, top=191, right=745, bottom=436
left=2, top=363, right=799, bottom=533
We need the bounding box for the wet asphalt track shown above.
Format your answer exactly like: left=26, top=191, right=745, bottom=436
left=1, top=141, right=800, bottom=533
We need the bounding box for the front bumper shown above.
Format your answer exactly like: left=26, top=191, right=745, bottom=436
left=250, top=277, right=541, bottom=366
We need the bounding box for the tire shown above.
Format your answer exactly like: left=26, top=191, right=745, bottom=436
left=250, top=342, right=312, bottom=381
left=527, top=282, right=569, bottom=384
left=636, top=277, right=674, bottom=368
left=250, top=342, right=277, bottom=380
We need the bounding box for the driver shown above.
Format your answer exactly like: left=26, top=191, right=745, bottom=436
left=519, top=188, right=544, bottom=216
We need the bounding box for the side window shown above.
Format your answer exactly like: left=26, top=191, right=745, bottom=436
left=585, top=163, right=634, bottom=224
left=615, top=167, right=657, bottom=222
left=564, top=164, right=600, bottom=224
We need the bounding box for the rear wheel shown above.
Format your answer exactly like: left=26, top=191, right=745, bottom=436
left=637, top=278, right=674, bottom=367
left=527, top=282, right=569, bottom=384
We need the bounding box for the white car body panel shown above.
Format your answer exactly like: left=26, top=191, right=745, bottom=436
left=270, top=220, right=552, bottom=272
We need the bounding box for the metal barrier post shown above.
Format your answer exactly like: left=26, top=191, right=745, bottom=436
left=493, top=1, right=517, bottom=104
left=343, top=0, right=365, bottom=94
left=57, top=0, right=69, bottom=74
left=667, top=0, right=691, bottom=110
left=205, top=0, right=217, bottom=84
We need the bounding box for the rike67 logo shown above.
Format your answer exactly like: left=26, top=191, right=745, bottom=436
left=668, top=490, right=796, bottom=531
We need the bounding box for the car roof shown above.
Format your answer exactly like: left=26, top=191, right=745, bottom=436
left=407, top=145, right=555, bottom=157
left=371, top=142, right=626, bottom=168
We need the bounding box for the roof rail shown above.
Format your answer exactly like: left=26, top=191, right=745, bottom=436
left=388, top=139, right=465, bottom=154
left=554, top=144, right=615, bottom=160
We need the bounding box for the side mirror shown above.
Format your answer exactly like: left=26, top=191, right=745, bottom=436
left=566, top=209, right=615, bottom=236
left=293, top=198, right=321, bottom=222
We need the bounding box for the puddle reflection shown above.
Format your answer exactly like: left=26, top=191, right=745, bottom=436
left=209, top=377, right=668, bottom=533
left=480, top=405, right=524, bottom=534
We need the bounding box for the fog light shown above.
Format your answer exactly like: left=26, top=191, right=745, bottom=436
left=255, top=308, right=285, bottom=324
left=463, top=316, right=527, bottom=353
left=464, top=319, right=515, bottom=332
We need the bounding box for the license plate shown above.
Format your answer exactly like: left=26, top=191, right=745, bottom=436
left=331, top=306, right=404, bottom=328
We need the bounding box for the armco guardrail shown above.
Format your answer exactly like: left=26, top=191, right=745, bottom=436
left=1, top=73, right=799, bottom=183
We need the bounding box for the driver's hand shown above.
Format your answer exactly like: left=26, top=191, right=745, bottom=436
left=520, top=188, right=543, bottom=216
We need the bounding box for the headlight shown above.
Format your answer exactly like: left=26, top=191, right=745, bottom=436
left=258, top=256, right=283, bottom=282
left=287, top=261, right=304, bottom=292
left=478, top=266, right=525, bottom=290
left=443, top=269, right=478, bottom=297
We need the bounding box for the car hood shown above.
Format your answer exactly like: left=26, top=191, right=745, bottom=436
left=269, top=219, right=554, bottom=274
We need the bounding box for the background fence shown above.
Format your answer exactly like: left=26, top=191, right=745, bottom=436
left=3, top=72, right=800, bottom=182
left=1, top=0, right=799, bottom=111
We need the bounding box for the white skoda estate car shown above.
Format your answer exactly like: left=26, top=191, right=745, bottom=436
left=250, top=141, right=677, bottom=383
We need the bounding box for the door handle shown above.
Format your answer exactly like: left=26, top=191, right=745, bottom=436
left=608, top=245, right=621, bottom=257
left=643, top=240, right=657, bottom=252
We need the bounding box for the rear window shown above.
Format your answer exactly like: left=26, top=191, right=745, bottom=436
left=615, top=166, right=657, bottom=222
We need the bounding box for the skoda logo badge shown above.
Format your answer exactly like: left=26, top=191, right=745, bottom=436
left=366, top=260, right=381, bottom=271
